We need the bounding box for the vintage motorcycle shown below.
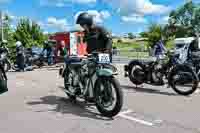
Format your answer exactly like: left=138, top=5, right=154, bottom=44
left=59, top=52, right=123, bottom=117
left=0, top=47, right=11, bottom=72
left=124, top=51, right=199, bottom=96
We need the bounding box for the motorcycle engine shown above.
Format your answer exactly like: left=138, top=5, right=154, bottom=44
left=152, top=63, right=164, bottom=84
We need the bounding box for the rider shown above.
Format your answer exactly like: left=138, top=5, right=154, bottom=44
left=152, top=39, right=167, bottom=58
left=76, top=12, right=112, bottom=62
left=16, top=41, right=25, bottom=72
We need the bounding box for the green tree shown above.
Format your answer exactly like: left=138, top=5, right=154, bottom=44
left=146, top=24, right=162, bottom=48
left=13, top=18, right=47, bottom=48
left=168, top=1, right=200, bottom=37
left=128, top=32, right=135, bottom=39
left=139, top=32, right=148, bottom=38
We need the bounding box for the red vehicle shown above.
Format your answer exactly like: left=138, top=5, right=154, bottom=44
left=49, top=31, right=87, bottom=60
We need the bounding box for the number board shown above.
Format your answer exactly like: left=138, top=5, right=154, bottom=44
left=98, top=53, right=110, bottom=64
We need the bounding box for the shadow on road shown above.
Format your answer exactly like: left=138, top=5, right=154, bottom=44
left=121, top=85, right=178, bottom=96
left=27, top=95, right=113, bottom=121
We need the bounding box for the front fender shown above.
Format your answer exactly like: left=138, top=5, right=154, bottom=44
left=96, top=68, right=113, bottom=77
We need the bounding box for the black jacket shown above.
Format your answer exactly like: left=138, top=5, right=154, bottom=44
left=84, top=25, right=112, bottom=54
left=16, top=46, right=25, bottom=56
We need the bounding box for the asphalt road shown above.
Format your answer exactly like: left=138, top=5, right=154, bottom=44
left=1, top=65, right=200, bottom=133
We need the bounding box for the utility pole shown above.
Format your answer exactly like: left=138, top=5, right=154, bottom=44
left=0, top=11, right=4, bottom=42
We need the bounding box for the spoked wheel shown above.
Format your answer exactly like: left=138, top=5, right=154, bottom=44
left=169, top=65, right=198, bottom=96
left=95, top=77, right=123, bottom=117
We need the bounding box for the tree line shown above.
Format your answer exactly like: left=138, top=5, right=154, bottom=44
left=0, top=14, right=48, bottom=61
left=139, top=1, right=200, bottom=48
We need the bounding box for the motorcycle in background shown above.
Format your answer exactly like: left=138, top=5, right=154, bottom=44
left=0, top=47, right=11, bottom=72
left=124, top=51, right=199, bottom=96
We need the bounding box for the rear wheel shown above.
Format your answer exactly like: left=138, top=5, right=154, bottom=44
left=95, top=77, right=123, bottom=117
left=129, top=62, right=145, bottom=85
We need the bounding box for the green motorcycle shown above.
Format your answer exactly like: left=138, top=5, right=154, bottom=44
left=59, top=52, right=123, bottom=117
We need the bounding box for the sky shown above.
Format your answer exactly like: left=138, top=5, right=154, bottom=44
left=0, top=0, right=199, bottom=35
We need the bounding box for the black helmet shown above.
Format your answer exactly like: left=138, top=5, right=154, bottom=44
left=76, top=12, right=93, bottom=27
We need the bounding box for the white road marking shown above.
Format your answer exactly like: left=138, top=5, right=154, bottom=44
left=118, top=109, right=133, bottom=115
left=117, top=110, right=154, bottom=126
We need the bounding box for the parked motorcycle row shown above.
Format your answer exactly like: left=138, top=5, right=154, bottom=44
left=58, top=45, right=200, bottom=117
left=0, top=47, right=52, bottom=72
left=1, top=38, right=200, bottom=118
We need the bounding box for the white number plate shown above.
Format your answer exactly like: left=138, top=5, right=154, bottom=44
left=98, top=53, right=110, bottom=64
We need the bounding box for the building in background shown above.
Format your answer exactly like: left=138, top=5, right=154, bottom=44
left=49, top=31, right=87, bottom=57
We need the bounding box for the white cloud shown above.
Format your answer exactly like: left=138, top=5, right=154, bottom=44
left=163, top=16, right=169, bottom=22
left=39, top=0, right=96, bottom=7
left=47, top=17, right=68, bottom=30
left=103, top=0, right=171, bottom=16
left=37, top=17, right=69, bottom=31
left=121, top=14, right=147, bottom=23
left=100, top=11, right=111, bottom=19
left=75, top=10, right=111, bottom=24
left=43, top=31, right=49, bottom=34
left=159, top=16, right=169, bottom=24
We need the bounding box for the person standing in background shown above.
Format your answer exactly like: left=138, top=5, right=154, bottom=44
left=42, top=41, right=53, bottom=65
left=16, top=41, right=25, bottom=71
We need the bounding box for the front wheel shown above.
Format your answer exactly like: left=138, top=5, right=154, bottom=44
left=95, top=77, right=123, bottom=117
left=169, top=65, right=198, bottom=96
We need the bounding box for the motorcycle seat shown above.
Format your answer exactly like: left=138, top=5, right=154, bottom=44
left=65, top=56, right=82, bottom=66
left=140, top=57, right=157, bottom=65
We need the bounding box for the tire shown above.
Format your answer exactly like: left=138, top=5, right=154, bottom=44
left=128, top=62, right=145, bottom=85
left=95, top=77, right=123, bottom=117
left=168, top=65, right=198, bottom=96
